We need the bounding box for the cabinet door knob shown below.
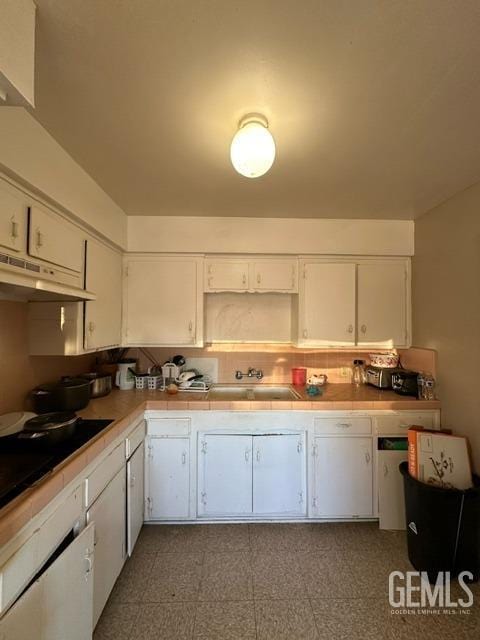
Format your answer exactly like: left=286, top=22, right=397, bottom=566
left=257, top=273, right=261, bottom=284
left=36, top=229, right=44, bottom=248
left=256, top=449, right=261, bottom=462
left=188, top=320, right=193, bottom=332
left=245, top=448, right=250, bottom=463
left=88, top=321, right=95, bottom=333
left=383, top=464, right=388, bottom=477
left=242, top=273, right=247, bottom=285
left=181, top=451, right=187, bottom=465
left=347, top=324, right=354, bottom=334
left=361, top=324, right=367, bottom=334
left=365, top=451, right=371, bottom=465
left=303, top=329, right=308, bottom=339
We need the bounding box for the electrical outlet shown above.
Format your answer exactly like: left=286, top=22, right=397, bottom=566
left=340, top=367, right=351, bottom=378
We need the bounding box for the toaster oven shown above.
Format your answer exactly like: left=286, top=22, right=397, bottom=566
left=365, top=366, right=401, bottom=389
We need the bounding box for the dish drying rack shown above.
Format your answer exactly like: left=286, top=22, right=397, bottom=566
left=133, top=374, right=211, bottom=393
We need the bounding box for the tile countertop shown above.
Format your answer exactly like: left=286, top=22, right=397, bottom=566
left=0, top=385, right=440, bottom=548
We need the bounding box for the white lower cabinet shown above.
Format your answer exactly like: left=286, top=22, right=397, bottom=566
left=146, top=437, right=190, bottom=520
left=127, top=442, right=145, bottom=555
left=87, top=467, right=126, bottom=628
left=198, top=435, right=253, bottom=517
left=197, top=433, right=305, bottom=517
left=253, top=435, right=305, bottom=515
left=313, top=437, right=373, bottom=518
left=0, top=524, right=95, bottom=640
left=378, top=449, right=408, bottom=530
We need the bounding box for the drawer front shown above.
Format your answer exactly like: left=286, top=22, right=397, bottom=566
left=85, top=443, right=124, bottom=508
left=314, top=416, right=372, bottom=435
left=148, top=418, right=191, bottom=437
left=125, top=419, right=146, bottom=458
left=0, top=531, right=39, bottom=615
left=375, top=413, right=437, bottom=435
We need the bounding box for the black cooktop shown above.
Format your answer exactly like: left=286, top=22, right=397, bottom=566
left=0, top=418, right=113, bottom=509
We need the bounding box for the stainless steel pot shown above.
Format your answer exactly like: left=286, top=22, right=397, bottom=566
left=18, top=412, right=78, bottom=446
left=80, top=373, right=112, bottom=398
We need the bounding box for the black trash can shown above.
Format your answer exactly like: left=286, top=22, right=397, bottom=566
left=400, top=461, right=480, bottom=582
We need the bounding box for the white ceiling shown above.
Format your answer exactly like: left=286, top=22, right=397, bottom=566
left=31, top=0, right=480, bottom=219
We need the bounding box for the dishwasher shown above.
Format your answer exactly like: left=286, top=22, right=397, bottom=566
left=378, top=437, right=408, bottom=530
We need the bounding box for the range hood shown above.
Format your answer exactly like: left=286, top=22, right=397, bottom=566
left=0, top=253, right=96, bottom=302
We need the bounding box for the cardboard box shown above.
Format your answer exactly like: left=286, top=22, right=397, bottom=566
left=408, top=427, right=472, bottom=490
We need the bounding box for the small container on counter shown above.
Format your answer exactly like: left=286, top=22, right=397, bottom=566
left=291, top=367, right=307, bottom=386
left=352, top=359, right=366, bottom=385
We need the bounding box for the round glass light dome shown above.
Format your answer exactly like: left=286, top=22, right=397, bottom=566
left=230, top=115, right=276, bottom=178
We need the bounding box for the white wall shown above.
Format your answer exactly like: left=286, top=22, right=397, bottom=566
left=128, top=216, right=414, bottom=255
left=413, top=182, right=480, bottom=471
left=0, top=108, right=127, bottom=248
left=0, top=0, right=35, bottom=105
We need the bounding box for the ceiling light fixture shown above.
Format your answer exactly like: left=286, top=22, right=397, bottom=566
left=230, top=113, right=275, bottom=178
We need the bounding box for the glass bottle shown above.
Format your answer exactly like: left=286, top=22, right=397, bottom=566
left=352, top=359, right=366, bottom=386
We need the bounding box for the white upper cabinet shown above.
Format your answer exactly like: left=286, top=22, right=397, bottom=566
left=124, top=256, right=203, bottom=346
left=28, top=205, right=84, bottom=273
left=84, top=238, right=122, bottom=351
left=253, top=260, right=297, bottom=292
left=297, top=258, right=410, bottom=348
left=0, top=180, right=28, bottom=253
left=299, top=262, right=356, bottom=346
left=205, top=259, right=249, bottom=291
left=205, top=257, right=298, bottom=293
left=357, top=262, right=409, bottom=348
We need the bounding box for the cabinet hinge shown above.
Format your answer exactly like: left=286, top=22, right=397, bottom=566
left=303, top=267, right=307, bottom=279
left=201, top=440, right=207, bottom=454
left=146, top=496, right=153, bottom=517
left=148, top=444, right=153, bottom=459
left=201, top=491, right=207, bottom=505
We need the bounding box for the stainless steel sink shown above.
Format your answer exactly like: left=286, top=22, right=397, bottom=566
left=208, top=385, right=301, bottom=401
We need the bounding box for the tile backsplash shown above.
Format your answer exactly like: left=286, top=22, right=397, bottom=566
left=132, top=345, right=437, bottom=384
left=0, top=301, right=96, bottom=414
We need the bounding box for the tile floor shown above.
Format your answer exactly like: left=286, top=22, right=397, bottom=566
left=94, top=523, right=479, bottom=640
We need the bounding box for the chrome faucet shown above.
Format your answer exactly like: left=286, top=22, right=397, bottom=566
left=235, top=367, right=263, bottom=380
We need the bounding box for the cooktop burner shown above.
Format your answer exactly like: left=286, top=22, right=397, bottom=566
left=0, top=418, right=113, bottom=510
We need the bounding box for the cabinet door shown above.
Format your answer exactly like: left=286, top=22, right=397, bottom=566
left=28, top=205, right=84, bottom=273
left=253, top=435, right=305, bottom=515
left=42, top=523, right=95, bottom=640
left=127, top=442, right=145, bottom=554
left=378, top=450, right=407, bottom=530
left=198, top=435, right=252, bottom=516
left=299, top=263, right=356, bottom=346
left=84, top=239, right=122, bottom=350
left=125, top=258, right=200, bottom=345
left=205, top=260, right=249, bottom=291
left=0, top=181, right=27, bottom=253
left=147, top=438, right=190, bottom=519
left=0, top=524, right=94, bottom=640
left=87, top=467, right=126, bottom=628
left=253, top=260, right=297, bottom=292
left=314, top=437, right=373, bottom=517
left=0, top=573, right=44, bottom=639
left=357, top=262, right=408, bottom=347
